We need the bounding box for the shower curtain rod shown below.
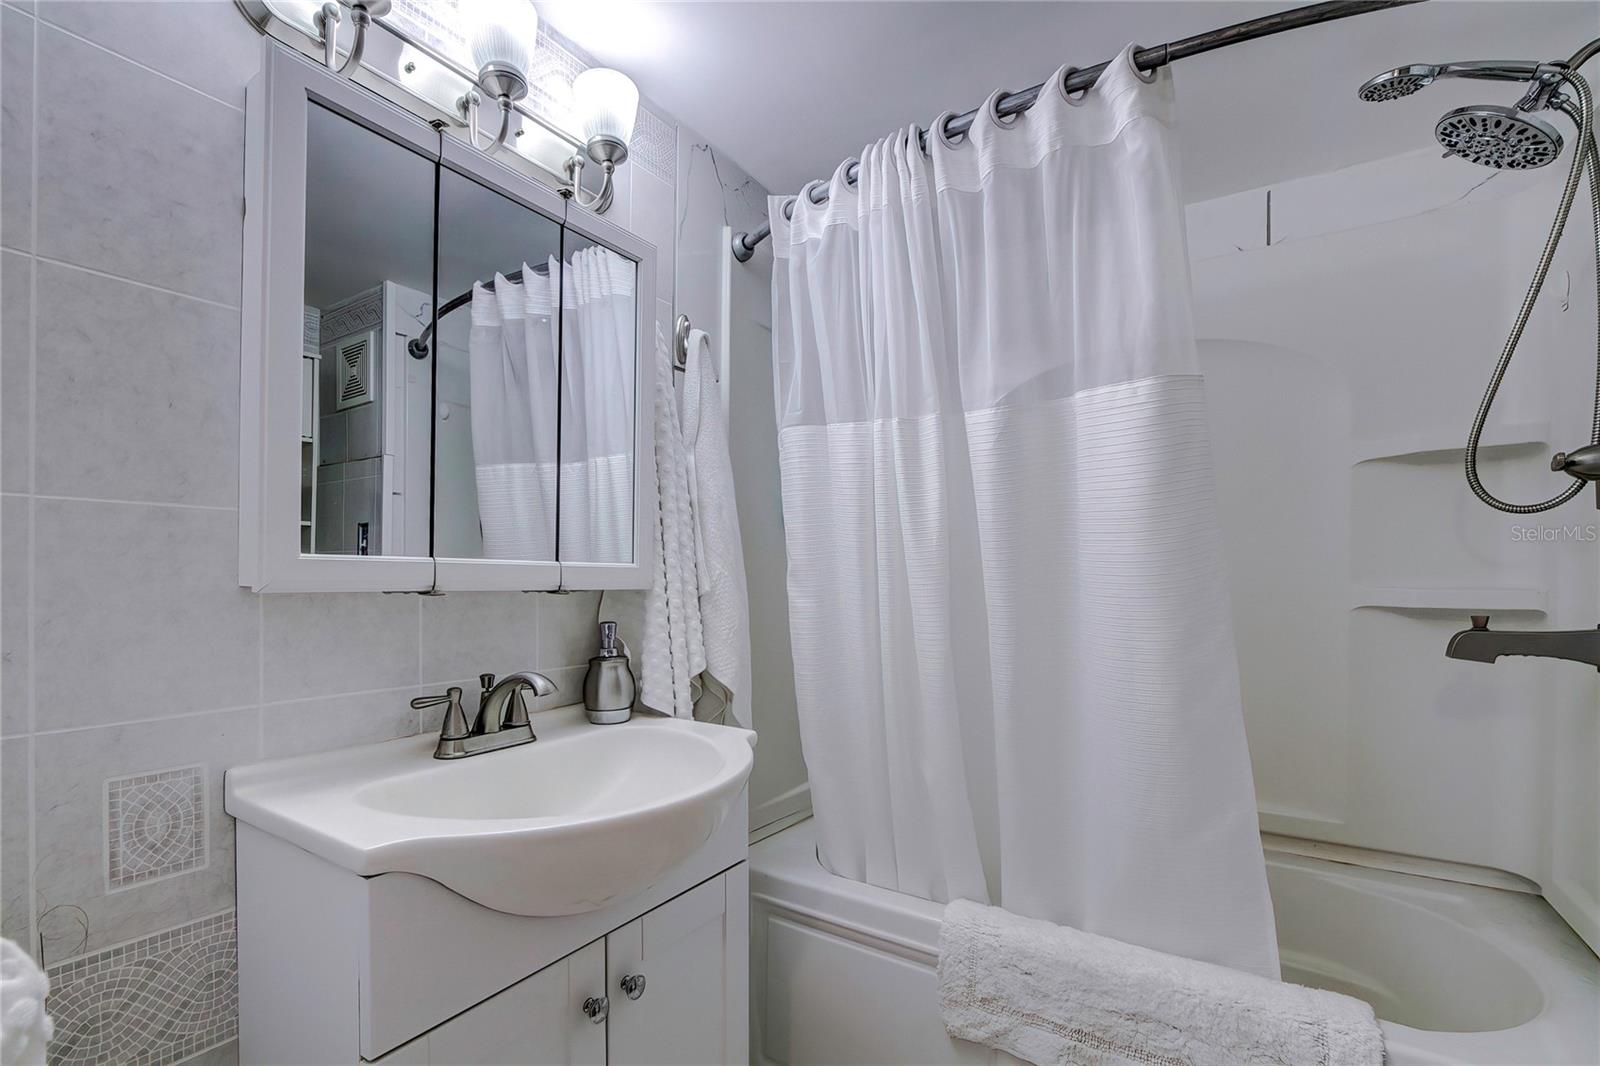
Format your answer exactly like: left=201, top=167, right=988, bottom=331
left=730, top=0, right=1424, bottom=262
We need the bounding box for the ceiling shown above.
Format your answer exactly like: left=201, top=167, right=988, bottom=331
left=541, top=0, right=1600, bottom=203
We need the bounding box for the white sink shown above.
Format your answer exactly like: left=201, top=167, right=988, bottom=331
left=225, top=706, right=755, bottom=916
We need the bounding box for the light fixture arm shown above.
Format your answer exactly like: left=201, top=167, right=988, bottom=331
left=314, top=0, right=387, bottom=79
left=563, top=153, right=617, bottom=214
left=460, top=90, right=516, bottom=155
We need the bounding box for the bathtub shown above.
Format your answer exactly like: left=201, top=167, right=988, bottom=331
left=750, top=819, right=1600, bottom=1065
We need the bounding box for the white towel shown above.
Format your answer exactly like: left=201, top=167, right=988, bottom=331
left=1, top=939, right=52, bottom=1066
left=679, top=328, right=752, bottom=728
left=938, top=899, right=1383, bottom=1066
left=614, top=325, right=704, bottom=718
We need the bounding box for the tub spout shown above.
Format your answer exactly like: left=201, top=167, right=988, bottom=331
left=1446, top=616, right=1600, bottom=670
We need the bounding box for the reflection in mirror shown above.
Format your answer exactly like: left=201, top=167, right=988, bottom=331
left=301, top=103, right=436, bottom=558
left=431, top=168, right=564, bottom=561
left=559, top=233, right=637, bottom=565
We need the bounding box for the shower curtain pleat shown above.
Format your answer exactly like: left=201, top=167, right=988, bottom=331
left=769, top=45, right=1280, bottom=979
left=467, top=262, right=559, bottom=560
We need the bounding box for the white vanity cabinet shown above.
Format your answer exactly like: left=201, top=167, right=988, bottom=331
left=366, top=871, right=746, bottom=1066
left=233, top=772, right=750, bottom=1066
left=368, top=940, right=606, bottom=1066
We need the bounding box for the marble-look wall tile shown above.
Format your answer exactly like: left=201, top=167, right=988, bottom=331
left=36, top=1, right=260, bottom=107
left=33, top=708, right=256, bottom=963
left=33, top=500, right=259, bottom=730
left=2, top=494, right=28, bottom=736
left=419, top=592, right=540, bottom=686
left=34, top=262, right=240, bottom=507
left=540, top=592, right=601, bottom=670
left=261, top=687, right=422, bottom=760
left=35, top=25, right=243, bottom=305
left=262, top=593, right=419, bottom=702
left=2, top=250, right=31, bottom=492
left=527, top=664, right=588, bottom=715
left=1, top=737, right=30, bottom=947
left=675, top=128, right=770, bottom=343
left=1, top=6, right=33, bottom=252
left=46, top=909, right=237, bottom=1066
left=631, top=170, right=676, bottom=311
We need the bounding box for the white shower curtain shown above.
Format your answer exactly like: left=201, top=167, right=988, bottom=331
left=468, top=261, right=559, bottom=560
left=559, top=245, right=636, bottom=564
left=769, top=46, right=1279, bottom=978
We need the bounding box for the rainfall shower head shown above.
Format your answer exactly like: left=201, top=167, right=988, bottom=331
left=1434, top=105, right=1564, bottom=169
left=1357, top=64, right=1438, bottom=102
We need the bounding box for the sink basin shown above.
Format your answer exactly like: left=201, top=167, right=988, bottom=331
left=225, top=706, right=755, bottom=916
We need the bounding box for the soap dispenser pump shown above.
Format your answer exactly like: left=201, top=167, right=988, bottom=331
left=583, top=620, right=636, bottom=724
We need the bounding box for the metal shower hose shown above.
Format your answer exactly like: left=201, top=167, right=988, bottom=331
left=1465, top=70, right=1600, bottom=513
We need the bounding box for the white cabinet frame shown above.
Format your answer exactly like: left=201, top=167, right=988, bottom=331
left=240, top=41, right=657, bottom=592
left=241, top=44, right=436, bottom=592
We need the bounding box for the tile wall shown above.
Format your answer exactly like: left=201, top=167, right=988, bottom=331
left=0, top=3, right=705, bottom=1062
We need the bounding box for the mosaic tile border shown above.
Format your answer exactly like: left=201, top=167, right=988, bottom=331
left=46, top=911, right=237, bottom=1066
left=631, top=106, right=677, bottom=185
left=105, top=765, right=207, bottom=891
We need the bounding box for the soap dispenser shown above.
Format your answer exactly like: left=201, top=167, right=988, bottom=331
left=583, top=621, right=636, bottom=724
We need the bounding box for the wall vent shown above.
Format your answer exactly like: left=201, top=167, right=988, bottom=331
left=335, top=333, right=373, bottom=410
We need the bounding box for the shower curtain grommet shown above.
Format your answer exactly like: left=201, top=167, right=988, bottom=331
left=1126, top=43, right=1160, bottom=83
left=985, top=88, right=1022, bottom=127
left=934, top=109, right=968, bottom=149
left=1054, top=63, right=1089, bottom=104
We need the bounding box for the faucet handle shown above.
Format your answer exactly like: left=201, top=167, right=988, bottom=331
left=1470, top=615, right=1491, bottom=630
left=412, top=687, right=469, bottom=740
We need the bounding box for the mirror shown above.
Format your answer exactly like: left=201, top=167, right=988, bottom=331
left=243, top=46, right=655, bottom=592
left=557, top=231, right=638, bottom=565
left=301, top=103, right=436, bottom=558
left=429, top=167, right=564, bottom=561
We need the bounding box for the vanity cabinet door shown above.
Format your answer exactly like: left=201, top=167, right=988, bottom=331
left=366, top=939, right=606, bottom=1065
left=606, top=870, right=745, bottom=1066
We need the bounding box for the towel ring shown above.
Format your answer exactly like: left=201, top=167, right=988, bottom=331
left=672, top=313, right=691, bottom=374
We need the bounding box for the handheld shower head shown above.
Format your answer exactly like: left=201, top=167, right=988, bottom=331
left=1356, top=59, right=1545, bottom=102
left=1435, top=105, right=1564, bottom=169
left=1357, top=65, right=1438, bottom=102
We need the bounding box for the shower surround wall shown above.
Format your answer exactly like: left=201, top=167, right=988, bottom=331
left=0, top=4, right=716, bottom=1063
left=1187, top=144, right=1600, bottom=953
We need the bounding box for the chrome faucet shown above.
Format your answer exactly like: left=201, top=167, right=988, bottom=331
left=412, top=670, right=558, bottom=759
left=1446, top=616, right=1600, bottom=671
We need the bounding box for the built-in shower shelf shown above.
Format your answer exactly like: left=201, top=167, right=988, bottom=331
left=1351, top=584, right=1548, bottom=614
left=1351, top=420, right=1549, bottom=464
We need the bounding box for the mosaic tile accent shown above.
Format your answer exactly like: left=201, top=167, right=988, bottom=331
left=46, top=911, right=237, bottom=1066
left=105, top=766, right=206, bottom=890
left=631, top=106, right=677, bottom=185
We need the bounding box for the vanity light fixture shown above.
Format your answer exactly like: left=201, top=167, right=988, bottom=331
left=456, top=0, right=540, bottom=155
left=312, top=0, right=390, bottom=78
left=560, top=67, right=640, bottom=213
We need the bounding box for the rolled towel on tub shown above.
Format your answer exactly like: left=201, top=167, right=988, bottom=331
left=938, top=899, right=1383, bottom=1066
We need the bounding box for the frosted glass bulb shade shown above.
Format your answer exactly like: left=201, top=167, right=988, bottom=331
left=461, top=0, right=539, bottom=81
left=574, top=68, right=639, bottom=148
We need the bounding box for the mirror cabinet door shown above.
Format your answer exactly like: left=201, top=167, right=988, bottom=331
left=301, top=102, right=437, bottom=558
left=557, top=231, right=639, bottom=567
left=430, top=166, right=565, bottom=564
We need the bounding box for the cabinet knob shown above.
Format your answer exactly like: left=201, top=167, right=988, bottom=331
left=620, top=973, right=646, bottom=1000
left=583, top=995, right=609, bottom=1024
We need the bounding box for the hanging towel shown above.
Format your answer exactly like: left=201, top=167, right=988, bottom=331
left=938, top=899, right=1383, bottom=1066
left=679, top=328, right=752, bottom=727
left=613, top=324, right=704, bottom=718
left=1, top=939, right=52, bottom=1066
